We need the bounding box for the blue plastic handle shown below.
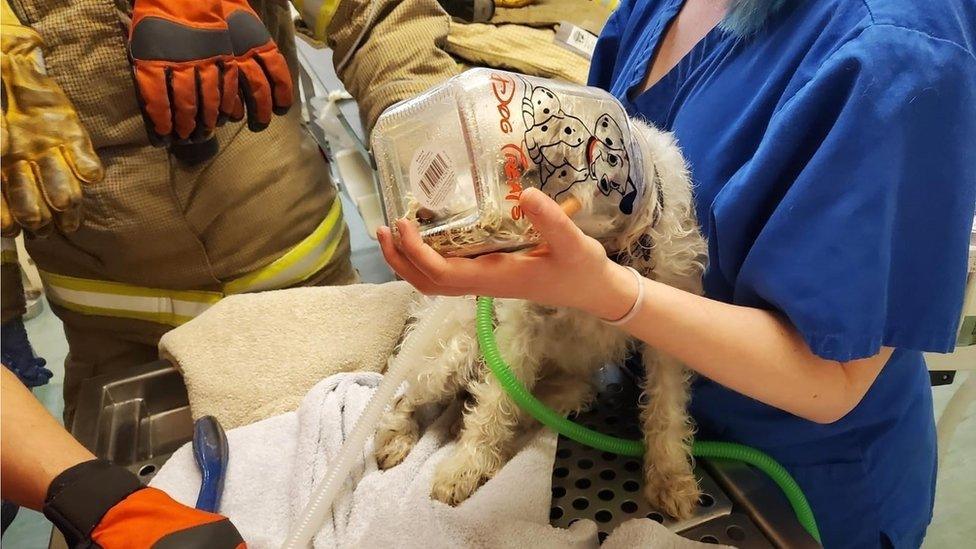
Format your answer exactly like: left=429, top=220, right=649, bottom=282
left=192, top=415, right=228, bottom=512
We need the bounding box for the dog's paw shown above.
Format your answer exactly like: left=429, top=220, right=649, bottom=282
left=374, top=425, right=418, bottom=470
left=429, top=454, right=492, bottom=506
left=644, top=469, right=700, bottom=520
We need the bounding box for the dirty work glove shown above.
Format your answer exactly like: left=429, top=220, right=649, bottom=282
left=128, top=0, right=239, bottom=145
left=1, top=318, right=53, bottom=388
left=221, top=0, right=293, bottom=131
left=1, top=0, right=104, bottom=236
left=44, top=460, right=246, bottom=549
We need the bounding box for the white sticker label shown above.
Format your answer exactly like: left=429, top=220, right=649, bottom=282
left=567, top=27, right=598, bottom=57
left=555, top=23, right=598, bottom=60
left=409, top=149, right=455, bottom=209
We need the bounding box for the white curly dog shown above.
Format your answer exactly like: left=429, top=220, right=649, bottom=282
left=375, top=105, right=707, bottom=519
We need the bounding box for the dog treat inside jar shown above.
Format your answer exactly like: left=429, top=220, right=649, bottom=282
left=371, top=68, right=643, bottom=257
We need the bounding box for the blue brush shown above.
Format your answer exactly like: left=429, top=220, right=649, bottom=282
left=192, top=415, right=228, bottom=512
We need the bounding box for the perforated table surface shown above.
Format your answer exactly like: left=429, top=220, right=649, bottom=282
left=549, top=366, right=819, bottom=548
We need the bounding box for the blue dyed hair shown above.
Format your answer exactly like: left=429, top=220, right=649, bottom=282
left=719, top=0, right=791, bottom=36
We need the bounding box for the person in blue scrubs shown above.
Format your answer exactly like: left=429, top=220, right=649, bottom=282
left=588, top=1, right=976, bottom=546
left=377, top=1, right=976, bottom=547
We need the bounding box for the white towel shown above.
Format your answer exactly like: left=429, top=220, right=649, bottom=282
left=151, top=372, right=722, bottom=548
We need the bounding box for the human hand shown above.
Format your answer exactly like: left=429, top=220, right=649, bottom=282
left=44, top=460, right=245, bottom=548
left=378, top=187, right=639, bottom=320
left=1, top=318, right=53, bottom=388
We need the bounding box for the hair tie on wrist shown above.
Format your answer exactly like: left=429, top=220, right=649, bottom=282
left=603, top=266, right=644, bottom=326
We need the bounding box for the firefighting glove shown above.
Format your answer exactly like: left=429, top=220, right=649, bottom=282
left=44, top=459, right=246, bottom=549
left=0, top=0, right=104, bottom=236
left=128, top=0, right=238, bottom=145
left=221, top=0, right=293, bottom=131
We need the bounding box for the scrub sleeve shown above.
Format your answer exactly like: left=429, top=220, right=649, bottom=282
left=707, top=26, right=976, bottom=548
left=725, top=26, right=976, bottom=361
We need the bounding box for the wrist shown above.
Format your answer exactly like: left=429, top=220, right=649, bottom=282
left=583, top=261, right=641, bottom=321
left=44, top=459, right=144, bottom=547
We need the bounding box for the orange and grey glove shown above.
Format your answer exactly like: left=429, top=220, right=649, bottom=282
left=1, top=0, right=104, bottom=236
left=128, top=0, right=239, bottom=145
left=221, top=0, right=293, bottom=131
left=44, top=459, right=245, bottom=549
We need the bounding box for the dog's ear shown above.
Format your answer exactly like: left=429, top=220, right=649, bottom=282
left=619, top=179, right=638, bottom=215
left=619, top=117, right=706, bottom=290
left=613, top=184, right=658, bottom=276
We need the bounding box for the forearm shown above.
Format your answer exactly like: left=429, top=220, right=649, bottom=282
left=1, top=367, right=94, bottom=509
left=305, top=0, right=459, bottom=132
left=599, top=264, right=889, bottom=423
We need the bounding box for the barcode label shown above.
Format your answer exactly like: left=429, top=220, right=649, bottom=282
left=419, top=153, right=449, bottom=199
left=409, top=149, right=455, bottom=208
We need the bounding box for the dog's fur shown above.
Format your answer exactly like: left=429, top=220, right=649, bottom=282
left=374, top=119, right=707, bottom=519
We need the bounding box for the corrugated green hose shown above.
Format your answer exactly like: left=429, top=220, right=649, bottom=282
left=476, top=296, right=822, bottom=543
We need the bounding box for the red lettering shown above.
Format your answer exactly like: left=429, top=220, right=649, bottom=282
left=501, top=143, right=528, bottom=220
left=490, top=74, right=529, bottom=221
left=490, top=72, right=516, bottom=134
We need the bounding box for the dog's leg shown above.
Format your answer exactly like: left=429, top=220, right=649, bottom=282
left=376, top=308, right=479, bottom=470
left=534, top=373, right=596, bottom=417
left=429, top=307, right=543, bottom=505
left=640, top=350, right=699, bottom=519
left=428, top=373, right=539, bottom=505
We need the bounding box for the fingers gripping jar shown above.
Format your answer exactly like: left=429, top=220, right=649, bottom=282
left=371, top=68, right=644, bottom=257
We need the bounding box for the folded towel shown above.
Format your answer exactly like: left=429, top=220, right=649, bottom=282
left=152, top=372, right=723, bottom=548
left=447, top=23, right=590, bottom=84
left=491, top=0, right=610, bottom=36
left=158, top=282, right=418, bottom=429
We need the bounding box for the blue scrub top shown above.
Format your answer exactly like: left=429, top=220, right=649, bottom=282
left=590, top=1, right=976, bottom=547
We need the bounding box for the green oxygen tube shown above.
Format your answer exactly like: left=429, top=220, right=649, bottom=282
left=475, top=296, right=822, bottom=543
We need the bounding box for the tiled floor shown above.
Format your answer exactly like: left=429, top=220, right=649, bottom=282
left=927, top=373, right=975, bottom=548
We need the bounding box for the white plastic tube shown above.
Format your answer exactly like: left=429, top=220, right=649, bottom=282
left=282, top=298, right=459, bottom=548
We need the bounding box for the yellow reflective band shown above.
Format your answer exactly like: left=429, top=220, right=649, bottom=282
left=223, top=198, right=344, bottom=294
left=36, top=202, right=343, bottom=325
left=314, top=0, right=341, bottom=41
left=1, top=248, right=17, bottom=265
left=45, top=300, right=200, bottom=327
left=41, top=271, right=222, bottom=327
left=41, top=271, right=223, bottom=304
left=1, top=237, right=16, bottom=264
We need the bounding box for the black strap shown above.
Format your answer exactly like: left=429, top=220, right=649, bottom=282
left=43, top=459, right=144, bottom=549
